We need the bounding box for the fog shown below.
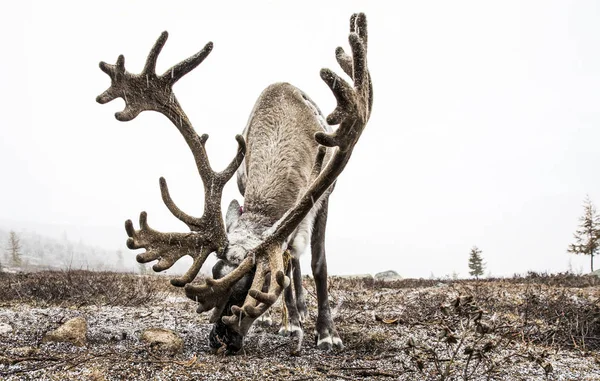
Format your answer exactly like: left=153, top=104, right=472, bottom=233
left=1, top=1, right=599, bottom=278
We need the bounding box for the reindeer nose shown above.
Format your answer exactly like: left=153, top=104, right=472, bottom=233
left=209, top=319, right=244, bottom=355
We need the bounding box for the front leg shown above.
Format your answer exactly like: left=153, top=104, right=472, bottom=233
left=310, top=199, right=343, bottom=350
left=292, top=257, right=308, bottom=322
left=279, top=258, right=303, bottom=339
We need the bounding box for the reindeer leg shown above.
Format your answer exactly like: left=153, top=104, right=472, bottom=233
left=278, top=261, right=302, bottom=339
left=255, top=275, right=273, bottom=327
left=292, top=258, right=308, bottom=322
left=310, top=198, right=343, bottom=350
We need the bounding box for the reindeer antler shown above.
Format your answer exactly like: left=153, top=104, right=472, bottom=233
left=198, top=13, right=373, bottom=335
left=97, top=32, right=245, bottom=288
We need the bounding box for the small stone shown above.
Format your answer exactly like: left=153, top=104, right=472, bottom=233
left=0, top=323, right=13, bottom=335
left=12, top=346, right=36, bottom=357
left=90, top=369, right=108, bottom=381
left=43, top=317, right=87, bottom=347
left=140, top=328, right=183, bottom=355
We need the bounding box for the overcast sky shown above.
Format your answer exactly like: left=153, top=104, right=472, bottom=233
left=1, top=1, right=599, bottom=278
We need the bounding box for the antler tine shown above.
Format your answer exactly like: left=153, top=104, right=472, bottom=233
left=159, top=177, right=202, bottom=230
left=350, top=12, right=368, bottom=50
left=317, top=69, right=356, bottom=131
left=170, top=246, right=212, bottom=287
left=143, top=31, right=168, bottom=75
left=164, top=41, right=214, bottom=85
left=352, top=13, right=373, bottom=117
left=335, top=47, right=353, bottom=79
left=218, top=134, right=247, bottom=181
left=98, top=32, right=245, bottom=287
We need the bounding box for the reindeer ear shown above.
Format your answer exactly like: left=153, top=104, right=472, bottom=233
left=225, top=199, right=242, bottom=230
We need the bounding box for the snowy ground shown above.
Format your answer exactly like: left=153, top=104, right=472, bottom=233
left=0, top=272, right=599, bottom=380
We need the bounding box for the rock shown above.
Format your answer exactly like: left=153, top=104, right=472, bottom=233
left=90, top=369, right=108, bottom=381
left=589, top=269, right=600, bottom=277
left=12, top=346, right=36, bottom=357
left=0, top=323, right=13, bottom=335
left=140, top=328, right=183, bottom=354
left=43, top=317, right=87, bottom=347
left=374, top=270, right=402, bottom=281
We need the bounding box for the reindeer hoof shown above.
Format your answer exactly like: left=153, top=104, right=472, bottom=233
left=255, top=314, right=273, bottom=327
left=315, top=320, right=344, bottom=350
left=316, top=334, right=333, bottom=350
left=278, top=324, right=303, bottom=337
left=315, top=334, right=344, bottom=350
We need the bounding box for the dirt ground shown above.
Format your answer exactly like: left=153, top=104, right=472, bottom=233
left=1, top=271, right=599, bottom=380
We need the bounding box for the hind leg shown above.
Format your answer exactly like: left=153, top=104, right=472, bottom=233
left=311, top=198, right=343, bottom=350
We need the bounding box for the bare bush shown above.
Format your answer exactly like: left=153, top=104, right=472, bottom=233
left=403, top=295, right=554, bottom=380
left=0, top=270, right=169, bottom=307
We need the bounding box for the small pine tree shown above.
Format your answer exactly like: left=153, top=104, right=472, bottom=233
left=6, top=231, right=22, bottom=267
left=468, top=246, right=485, bottom=279
left=568, top=196, right=600, bottom=272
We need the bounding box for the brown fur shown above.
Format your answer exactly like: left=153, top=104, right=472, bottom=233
left=242, top=83, right=329, bottom=223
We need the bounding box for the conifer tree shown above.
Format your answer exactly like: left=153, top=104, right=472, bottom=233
left=6, top=231, right=22, bottom=267
left=568, top=196, right=600, bottom=272
left=468, top=246, right=485, bottom=279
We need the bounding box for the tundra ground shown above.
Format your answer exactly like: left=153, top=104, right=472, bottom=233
left=1, top=271, right=599, bottom=380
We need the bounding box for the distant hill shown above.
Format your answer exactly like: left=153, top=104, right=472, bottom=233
left=0, top=223, right=214, bottom=276
left=0, top=228, right=127, bottom=272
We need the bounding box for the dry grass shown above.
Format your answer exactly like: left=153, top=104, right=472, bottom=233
left=330, top=273, right=600, bottom=351
left=0, top=270, right=171, bottom=307
left=0, top=270, right=599, bottom=380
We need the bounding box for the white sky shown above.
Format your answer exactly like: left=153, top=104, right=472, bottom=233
left=1, top=1, right=599, bottom=278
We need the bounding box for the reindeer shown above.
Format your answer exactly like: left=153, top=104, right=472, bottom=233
left=96, top=13, right=372, bottom=354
